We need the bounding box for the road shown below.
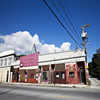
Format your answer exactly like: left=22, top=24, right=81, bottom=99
left=0, top=84, right=100, bottom=100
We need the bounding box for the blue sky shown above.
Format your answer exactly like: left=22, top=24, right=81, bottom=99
left=0, top=0, right=100, bottom=63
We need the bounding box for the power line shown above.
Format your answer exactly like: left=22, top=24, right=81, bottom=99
left=51, top=0, right=81, bottom=44
left=63, top=0, right=82, bottom=41
left=57, top=0, right=82, bottom=43
left=77, top=0, right=86, bottom=23
left=83, top=0, right=90, bottom=25
left=43, top=0, right=83, bottom=49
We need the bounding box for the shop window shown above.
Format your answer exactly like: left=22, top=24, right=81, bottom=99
left=61, top=72, right=65, bottom=79
left=38, top=66, right=41, bottom=71
left=69, top=72, right=74, bottom=77
left=43, top=72, right=47, bottom=80
left=24, top=70, right=27, bottom=74
left=56, top=72, right=59, bottom=79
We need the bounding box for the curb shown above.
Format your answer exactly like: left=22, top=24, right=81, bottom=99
left=1, top=82, right=89, bottom=88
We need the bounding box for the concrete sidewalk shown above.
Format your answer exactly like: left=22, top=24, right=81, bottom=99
left=1, top=82, right=90, bottom=88
left=1, top=82, right=100, bottom=89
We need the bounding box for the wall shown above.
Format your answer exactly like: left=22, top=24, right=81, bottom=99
left=0, top=69, right=7, bottom=83
left=55, top=63, right=65, bottom=71
left=20, top=52, right=38, bottom=67
left=0, top=55, right=14, bottom=67
left=66, top=62, right=79, bottom=84
left=0, top=70, right=2, bottom=82
left=39, top=49, right=85, bottom=66
left=0, top=50, right=15, bottom=57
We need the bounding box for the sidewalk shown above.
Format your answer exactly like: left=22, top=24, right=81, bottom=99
left=1, top=82, right=90, bottom=89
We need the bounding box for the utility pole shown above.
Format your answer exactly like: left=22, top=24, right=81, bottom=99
left=81, top=24, right=91, bottom=64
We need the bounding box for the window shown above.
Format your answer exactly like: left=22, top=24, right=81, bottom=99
left=38, top=66, right=41, bottom=71
left=8, top=58, right=11, bottom=65
left=43, top=72, right=47, bottom=80
left=51, top=64, right=54, bottom=70
left=61, top=72, right=65, bottom=79
left=56, top=72, right=59, bottom=79
left=4, top=58, right=7, bottom=66
left=1, top=59, right=3, bottom=66
left=69, top=72, right=74, bottom=77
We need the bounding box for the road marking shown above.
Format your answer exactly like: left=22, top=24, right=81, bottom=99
left=10, top=90, right=17, bottom=92
left=55, top=96, right=71, bottom=99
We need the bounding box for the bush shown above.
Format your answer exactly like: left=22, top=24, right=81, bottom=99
left=88, top=80, right=91, bottom=86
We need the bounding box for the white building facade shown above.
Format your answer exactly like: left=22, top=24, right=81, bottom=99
left=0, top=50, right=17, bottom=83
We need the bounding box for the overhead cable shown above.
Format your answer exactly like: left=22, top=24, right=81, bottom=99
left=63, top=0, right=82, bottom=41
left=57, top=0, right=82, bottom=43
left=51, top=0, right=81, bottom=44
left=43, top=0, right=83, bottom=49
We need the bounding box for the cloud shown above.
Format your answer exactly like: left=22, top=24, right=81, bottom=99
left=0, top=31, right=71, bottom=54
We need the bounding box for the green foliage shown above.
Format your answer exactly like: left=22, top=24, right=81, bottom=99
left=92, top=53, right=100, bottom=74
left=89, top=48, right=100, bottom=77
left=19, top=55, right=26, bottom=57
left=88, top=62, right=94, bottom=74
left=88, top=80, right=91, bottom=86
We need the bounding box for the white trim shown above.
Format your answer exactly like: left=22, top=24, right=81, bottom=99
left=14, top=66, right=19, bottom=68
left=19, top=66, right=38, bottom=70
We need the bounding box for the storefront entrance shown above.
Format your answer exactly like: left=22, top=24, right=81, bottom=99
left=77, top=62, right=86, bottom=84
left=54, top=71, right=66, bottom=84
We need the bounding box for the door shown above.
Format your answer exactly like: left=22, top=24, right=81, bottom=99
left=80, top=67, right=85, bottom=83
left=55, top=71, right=66, bottom=84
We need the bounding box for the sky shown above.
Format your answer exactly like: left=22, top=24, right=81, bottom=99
left=0, top=0, right=100, bottom=63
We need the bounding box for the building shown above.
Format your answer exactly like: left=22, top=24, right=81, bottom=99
left=38, top=49, right=87, bottom=84
left=0, top=50, right=17, bottom=83
left=17, top=52, right=39, bottom=83
left=0, top=49, right=87, bottom=84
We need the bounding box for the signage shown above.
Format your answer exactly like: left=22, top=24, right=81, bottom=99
left=56, top=75, right=59, bottom=78
left=36, top=73, right=38, bottom=81
left=69, top=66, right=73, bottom=72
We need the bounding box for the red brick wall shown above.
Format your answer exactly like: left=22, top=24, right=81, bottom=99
left=66, top=63, right=79, bottom=84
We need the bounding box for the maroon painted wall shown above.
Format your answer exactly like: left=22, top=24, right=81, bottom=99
left=66, top=63, right=79, bottom=84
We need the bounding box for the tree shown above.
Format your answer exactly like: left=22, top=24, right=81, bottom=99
left=88, top=62, right=94, bottom=75
left=91, top=48, right=100, bottom=77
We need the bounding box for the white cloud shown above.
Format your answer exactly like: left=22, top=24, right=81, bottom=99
left=0, top=31, right=71, bottom=54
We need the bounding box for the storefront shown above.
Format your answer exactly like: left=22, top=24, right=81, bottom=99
left=39, top=49, right=87, bottom=84
left=19, top=52, right=39, bottom=83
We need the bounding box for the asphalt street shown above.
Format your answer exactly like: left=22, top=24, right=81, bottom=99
left=0, top=84, right=100, bottom=100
